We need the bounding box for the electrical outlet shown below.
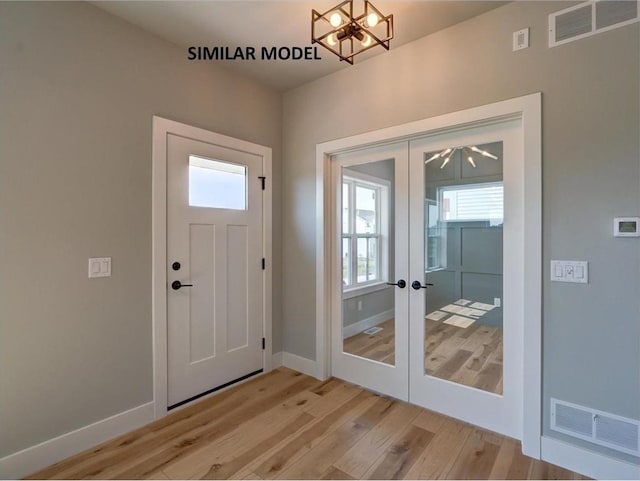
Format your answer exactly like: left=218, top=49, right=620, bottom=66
left=494, top=297, right=501, bottom=308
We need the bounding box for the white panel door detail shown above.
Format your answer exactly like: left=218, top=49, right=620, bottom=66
left=167, top=133, right=263, bottom=407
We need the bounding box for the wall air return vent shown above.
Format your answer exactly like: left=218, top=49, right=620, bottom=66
left=549, top=0, right=639, bottom=47
left=551, top=398, right=640, bottom=456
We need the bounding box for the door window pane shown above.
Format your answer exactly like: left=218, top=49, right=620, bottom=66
left=189, top=155, right=247, bottom=210
left=341, top=159, right=395, bottom=367
left=424, top=142, right=504, bottom=395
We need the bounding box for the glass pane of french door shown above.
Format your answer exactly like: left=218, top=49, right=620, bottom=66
left=422, top=142, right=504, bottom=394
left=341, top=159, right=395, bottom=365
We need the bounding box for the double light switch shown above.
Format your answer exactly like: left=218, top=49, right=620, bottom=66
left=88, top=257, right=111, bottom=278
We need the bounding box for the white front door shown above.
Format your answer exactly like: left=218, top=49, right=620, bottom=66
left=166, top=133, right=264, bottom=408
left=330, top=119, right=524, bottom=438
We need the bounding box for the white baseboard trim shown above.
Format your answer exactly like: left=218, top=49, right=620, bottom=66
left=282, top=352, right=321, bottom=380
left=342, top=309, right=394, bottom=339
left=272, top=351, right=283, bottom=368
left=0, top=401, right=154, bottom=480
left=541, top=436, right=640, bottom=480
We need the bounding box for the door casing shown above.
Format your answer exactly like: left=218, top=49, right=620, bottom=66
left=315, top=94, right=542, bottom=457
left=152, top=116, right=273, bottom=419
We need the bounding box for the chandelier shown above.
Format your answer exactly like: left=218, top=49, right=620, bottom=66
left=425, top=146, right=499, bottom=169
left=311, top=1, right=393, bottom=64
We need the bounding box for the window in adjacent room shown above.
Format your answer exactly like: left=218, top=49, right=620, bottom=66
left=342, top=172, right=390, bottom=290
left=440, top=182, right=504, bottom=222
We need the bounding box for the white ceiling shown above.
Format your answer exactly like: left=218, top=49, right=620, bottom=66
left=92, top=1, right=507, bottom=91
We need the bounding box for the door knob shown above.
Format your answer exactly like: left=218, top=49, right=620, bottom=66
left=386, top=279, right=406, bottom=288
left=411, top=280, right=434, bottom=290
left=171, top=280, right=193, bottom=290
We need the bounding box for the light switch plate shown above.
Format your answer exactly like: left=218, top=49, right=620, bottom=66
left=88, top=257, right=111, bottom=278
left=551, top=260, right=588, bottom=284
left=513, top=28, right=530, bottom=51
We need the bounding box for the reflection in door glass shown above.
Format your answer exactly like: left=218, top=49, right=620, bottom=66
left=341, top=160, right=395, bottom=365
left=189, top=155, right=247, bottom=210
left=423, top=142, right=504, bottom=394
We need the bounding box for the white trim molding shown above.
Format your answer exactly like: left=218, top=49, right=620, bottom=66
left=0, top=402, right=154, bottom=480
left=541, top=436, right=640, bottom=480
left=272, top=351, right=283, bottom=368
left=342, top=309, right=394, bottom=339
left=152, top=116, right=273, bottom=419
left=282, top=352, right=322, bottom=379
left=315, top=93, right=542, bottom=456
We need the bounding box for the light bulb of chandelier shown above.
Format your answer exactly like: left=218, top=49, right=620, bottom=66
left=361, top=33, right=372, bottom=47
left=327, top=33, right=337, bottom=46
left=329, top=12, right=342, bottom=27
left=440, top=148, right=453, bottom=158
left=366, top=13, right=379, bottom=27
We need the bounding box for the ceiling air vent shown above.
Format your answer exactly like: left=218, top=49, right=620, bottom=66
left=549, top=0, right=639, bottom=47
left=551, top=398, right=640, bottom=456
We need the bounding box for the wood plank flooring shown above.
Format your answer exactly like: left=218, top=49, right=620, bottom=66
left=343, top=319, right=396, bottom=365
left=28, top=368, right=588, bottom=480
left=343, top=318, right=503, bottom=394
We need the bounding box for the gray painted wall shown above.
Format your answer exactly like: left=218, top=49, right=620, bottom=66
left=282, top=1, right=639, bottom=462
left=0, top=2, right=282, bottom=457
left=343, top=289, right=394, bottom=329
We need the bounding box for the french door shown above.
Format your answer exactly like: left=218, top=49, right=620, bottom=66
left=331, top=142, right=409, bottom=399
left=331, top=119, right=523, bottom=438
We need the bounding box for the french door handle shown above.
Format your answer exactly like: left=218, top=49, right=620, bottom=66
left=171, top=280, right=193, bottom=290
left=386, top=279, right=406, bottom=288
left=411, top=280, right=434, bottom=290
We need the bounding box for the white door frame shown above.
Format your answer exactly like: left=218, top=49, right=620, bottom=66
left=315, top=93, right=542, bottom=457
left=152, top=116, right=273, bottom=419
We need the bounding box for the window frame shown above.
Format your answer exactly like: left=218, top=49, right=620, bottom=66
left=341, top=169, right=390, bottom=294
left=425, top=198, right=446, bottom=273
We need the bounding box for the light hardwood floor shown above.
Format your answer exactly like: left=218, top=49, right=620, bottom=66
left=343, top=319, right=503, bottom=394
left=343, top=319, right=396, bottom=364
left=28, top=368, right=587, bottom=480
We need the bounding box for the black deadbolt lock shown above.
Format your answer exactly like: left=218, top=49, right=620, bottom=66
left=172, top=262, right=181, bottom=271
